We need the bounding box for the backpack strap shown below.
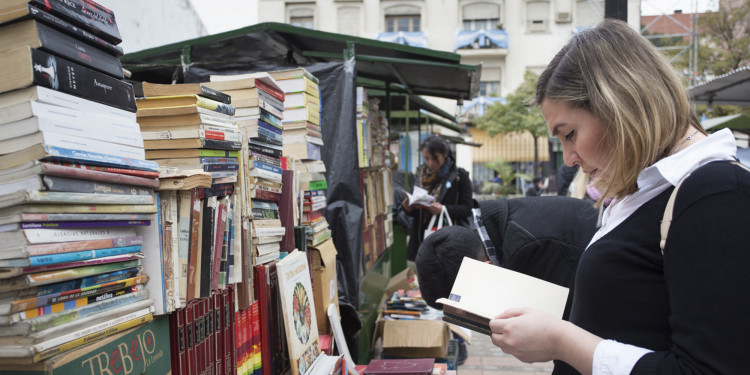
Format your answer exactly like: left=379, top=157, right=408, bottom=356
left=660, top=161, right=750, bottom=254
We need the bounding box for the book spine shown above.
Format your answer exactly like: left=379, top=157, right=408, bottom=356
left=176, top=306, right=188, bottom=375
left=24, top=48, right=136, bottom=112
left=47, top=161, right=160, bottom=178
left=223, top=287, right=234, bottom=375
left=14, top=203, right=158, bottom=215
left=206, top=297, right=215, bottom=375
left=257, top=98, right=283, bottom=120
left=252, top=131, right=282, bottom=147
left=256, top=90, right=284, bottom=112
left=196, top=96, right=236, bottom=116
left=251, top=207, right=280, bottom=220
left=28, top=245, right=142, bottom=266
left=41, top=175, right=153, bottom=195
left=252, top=189, right=280, bottom=203
left=23, top=254, right=141, bottom=276
left=27, top=85, right=134, bottom=122
left=28, top=267, right=140, bottom=298
left=30, top=0, right=122, bottom=44
left=259, top=110, right=282, bottom=128
left=251, top=301, right=262, bottom=375
left=257, top=119, right=282, bottom=134
left=25, top=190, right=155, bottom=205
left=198, top=138, right=242, bottom=151
left=248, top=152, right=281, bottom=167
left=21, top=227, right=136, bottom=244
left=199, top=85, right=232, bottom=104
left=34, top=21, right=124, bottom=78
left=186, top=301, right=197, bottom=375
left=34, top=314, right=153, bottom=362
left=283, top=106, right=320, bottom=125
left=254, top=79, right=285, bottom=102
left=197, top=183, right=234, bottom=199
left=18, top=213, right=151, bottom=223
left=25, top=288, right=147, bottom=334
left=8, top=274, right=148, bottom=313
left=25, top=99, right=140, bottom=136
left=252, top=161, right=282, bottom=175
left=142, top=128, right=241, bottom=142
left=247, top=168, right=281, bottom=183
left=19, top=220, right=150, bottom=230
left=214, top=292, right=225, bottom=375
left=247, top=140, right=282, bottom=158
left=43, top=145, right=159, bottom=172
left=211, top=203, right=227, bottom=291
left=27, top=5, right=124, bottom=57
left=199, top=198, right=216, bottom=298
left=17, top=283, right=144, bottom=321
left=202, top=161, right=240, bottom=172
left=23, top=131, right=144, bottom=160
left=250, top=200, right=279, bottom=211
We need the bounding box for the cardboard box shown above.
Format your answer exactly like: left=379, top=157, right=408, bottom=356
left=384, top=267, right=417, bottom=297
left=309, top=237, right=340, bottom=335
left=380, top=320, right=451, bottom=358
left=4, top=315, right=171, bottom=375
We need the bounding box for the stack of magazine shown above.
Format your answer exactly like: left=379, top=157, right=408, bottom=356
left=0, top=0, right=156, bottom=364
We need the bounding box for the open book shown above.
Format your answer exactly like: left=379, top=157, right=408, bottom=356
left=436, top=257, right=569, bottom=335
left=404, top=186, right=435, bottom=207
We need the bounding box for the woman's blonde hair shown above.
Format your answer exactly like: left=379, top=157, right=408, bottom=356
left=536, top=19, right=703, bottom=202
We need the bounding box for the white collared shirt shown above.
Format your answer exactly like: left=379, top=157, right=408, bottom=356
left=590, top=128, right=737, bottom=375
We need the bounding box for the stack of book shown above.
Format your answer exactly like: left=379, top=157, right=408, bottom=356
left=206, top=73, right=287, bottom=268
left=135, top=82, right=245, bottom=306
left=296, top=160, right=331, bottom=248
left=269, top=68, right=323, bottom=162
left=0, top=0, right=157, bottom=364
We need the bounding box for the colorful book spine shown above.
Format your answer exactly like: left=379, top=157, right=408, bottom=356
left=17, top=259, right=140, bottom=288
left=259, top=109, right=282, bottom=128
left=27, top=245, right=142, bottom=266
left=16, top=213, right=151, bottom=223
left=47, top=161, right=159, bottom=178
left=15, top=283, right=144, bottom=321
left=10, top=190, right=155, bottom=206
left=21, top=253, right=142, bottom=275
left=42, top=145, right=159, bottom=172
left=41, top=175, right=153, bottom=195
left=254, top=79, right=285, bottom=102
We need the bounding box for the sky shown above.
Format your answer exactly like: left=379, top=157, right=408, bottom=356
left=641, top=0, right=719, bottom=15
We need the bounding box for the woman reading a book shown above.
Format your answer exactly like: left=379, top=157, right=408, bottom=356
left=401, top=135, right=473, bottom=265
left=487, top=19, right=750, bottom=374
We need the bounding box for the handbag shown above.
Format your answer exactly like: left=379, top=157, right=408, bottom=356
left=424, top=205, right=453, bottom=240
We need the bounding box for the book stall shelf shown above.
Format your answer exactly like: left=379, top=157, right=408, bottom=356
left=0, top=13, right=478, bottom=372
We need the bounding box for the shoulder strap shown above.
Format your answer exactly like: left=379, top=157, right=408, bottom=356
left=660, top=161, right=750, bottom=255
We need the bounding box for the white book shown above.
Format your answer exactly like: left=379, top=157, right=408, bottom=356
left=248, top=168, right=282, bottom=183
left=209, top=71, right=283, bottom=94
left=0, top=190, right=155, bottom=210
left=0, top=131, right=145, bottom=160
left=283, top=106, right=319, bottom=125
left=0, top=100, right=140, bottom=132
left=251, top=226, right=286, bottom=237
left=254, top=235, right=283, bottom=244
left=283, top=92, right=320, bottom=109
left=0, top=115, right=143, bottom=148
left=140, top=127, right=241, bottom=141
left=0, top=86, right=136, bottom=122
left=304, top=160, right=327, bottom=174
left=283, top=134, right=324, bottom=146
left=0, top=226, right=137, bottom=248
left=436, top=257, right=569, bottom=335
left=254, top=242, right=281, bottom=256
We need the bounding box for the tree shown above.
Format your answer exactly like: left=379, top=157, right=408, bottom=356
left=700, top=1, right=750, bottom=75
left=482, top=158, right=532, bottom=196
left=474, top=71, right=548, bottom=176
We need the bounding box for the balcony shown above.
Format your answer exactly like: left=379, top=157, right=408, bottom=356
left=455, top=29, right=508, bottom=50
left=375, top=31, right=427, bottom=48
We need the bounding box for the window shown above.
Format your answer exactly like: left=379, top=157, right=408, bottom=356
left=338, top=7, right=360, bottom=35
left=291, top=16, right=314, bottom=29
left=575, top=0, right=603, bottom=28
left=462, top=2, right=502, bottom=30
left=526, top=0, right=550, bottom=32
left=386, top=15, right=420, bottom=32
left=479, top=81, right=499, bottom=96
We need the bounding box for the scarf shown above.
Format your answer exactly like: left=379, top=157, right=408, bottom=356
left=420, top=157, right=454, bottom=200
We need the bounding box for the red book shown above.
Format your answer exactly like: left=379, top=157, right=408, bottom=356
left=319, top=334, right=333, bottom=355
left=363, top=359, right=436, bottom=375
left=243, top=308, right=251, bottom=371
left=49, top=161, right=160, bottom=178
left=223, top=286, right=234, bottom=375
left=38, top=162, right=160, bottom=188
left=255, top=79, right=285, bottom=102
left=206, top=298, right=215, bottom=375
left=196, top=299, right=206, bottom=375
left=214, top=291, right=224, bottom=375
left=186, top=300, right=198, bottom=375
left=211, top=202, right=228, bottom=290
left=235, top=310, right=244, bottom=373
left=254, top=264, right=272, bottom=375
left=250, top=301, right=262, bottom=375
left=177, top=307, right=188, bottom=375
left=254, top=188, right=281, bottom=203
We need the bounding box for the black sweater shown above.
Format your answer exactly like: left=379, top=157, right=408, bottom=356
left=554, top=161, right=750, bottom=374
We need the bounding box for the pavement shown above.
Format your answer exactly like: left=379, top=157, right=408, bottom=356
left=457, top=332, right=553, bottom=375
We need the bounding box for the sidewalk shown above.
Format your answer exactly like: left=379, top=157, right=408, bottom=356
left=457, top=332, right=553, bottom=375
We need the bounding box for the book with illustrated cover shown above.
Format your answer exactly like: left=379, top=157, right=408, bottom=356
left=275, top=250, right=321, bottom=375
left=436, top=257, right=569, bottom=335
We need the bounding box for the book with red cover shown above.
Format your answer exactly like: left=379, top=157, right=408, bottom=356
left=197, top=299, right=207, bottom=375
left=214, top=291, right=225, bottom=375
left=206, top=297, right=215, bottom=375
left=48, top=161, right=160, bottom=178
left=254, top=264, right=272, bottom=375
left=268, top=262, right=290, bottom=375
left=186, top=300, right=198, bottom=375
left=177, top=306, right=188, bottom=375
left=255, top=79, right=285, bottom=102
left=363, top=359, right=436, bottom=375
left=223, top=286, right=234, bottom=375
left=251, top=301, right=262, bottom=375
left=236, top=310, right=244, bottom=374
left=243, top=308, right=252, bottom=372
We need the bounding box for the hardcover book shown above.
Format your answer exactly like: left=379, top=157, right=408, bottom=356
left=0, top=47, right=136, bottom=112
left=436, top=257, right=569, bottom=335
left=0, top=19, right=124, bottom=78
left=363, top=358, right=436, bottom=375
left=0, top=4, right=124, bottom=57
left=275, top=250, right=321, bottom=375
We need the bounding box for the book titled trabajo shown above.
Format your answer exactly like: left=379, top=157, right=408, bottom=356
left=436, top=257, right=569, bottom=335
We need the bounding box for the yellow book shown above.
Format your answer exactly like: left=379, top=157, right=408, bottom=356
left=136, top=95, right=235, bottom=116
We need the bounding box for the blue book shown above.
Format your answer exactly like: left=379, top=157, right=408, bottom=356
left=28, top=245, right=142, bottom=266
left=258, top=119, right=282, bottom=135
left=38, top=145, right=159, bottom=172
left=252, top=161, right=282, bottom=174
left=22, top=267, right=140, bottom=298
left=259, top=108, right=282, bottom=127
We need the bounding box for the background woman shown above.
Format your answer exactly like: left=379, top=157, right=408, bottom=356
left=488, top=19, right=750, bottom=374
left=401, top=134, right=473, bottom=264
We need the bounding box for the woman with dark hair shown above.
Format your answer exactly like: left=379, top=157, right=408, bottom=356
left=401, top=135, right=473, bottom=263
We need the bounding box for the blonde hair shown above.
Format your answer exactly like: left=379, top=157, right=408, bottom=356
left=568, top=168, right=589, bottom=200
left=536, top=19, right=703, bottom=203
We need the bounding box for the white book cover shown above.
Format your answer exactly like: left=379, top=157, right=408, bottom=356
left=0, top=226, right=137, bottom=246
left=0, top=131, right=145, bottom=160
left=436, top=257, right=569, bottom=333
left=0, top=86, right=136, bottom=122
left=276, top=250, right=321, bottom=375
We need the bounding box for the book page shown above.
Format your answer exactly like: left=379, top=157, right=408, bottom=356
left=405, top=186, right=435, bottom=207
left=436, top=257, right=569, bottom=320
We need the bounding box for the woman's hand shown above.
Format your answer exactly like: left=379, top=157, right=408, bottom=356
left=401, top=197, right=412, bottom=213
left=489, top=307, right=602, bottom=374
left=426, top=202, right=443, bottom=216
left=489, top=308, right=565, bottom=363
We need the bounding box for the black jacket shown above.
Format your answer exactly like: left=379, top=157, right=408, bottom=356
left=406, top=166, right=473, bottom=261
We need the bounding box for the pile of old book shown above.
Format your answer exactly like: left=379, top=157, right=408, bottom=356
left=0, top=0, right=156, bottom=365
